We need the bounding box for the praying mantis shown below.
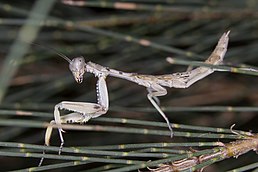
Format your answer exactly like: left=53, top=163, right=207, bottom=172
left=39, top=31, right=230, bottom=166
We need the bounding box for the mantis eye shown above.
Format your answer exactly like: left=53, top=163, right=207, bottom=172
left=69, top=57, right=86, bottom=83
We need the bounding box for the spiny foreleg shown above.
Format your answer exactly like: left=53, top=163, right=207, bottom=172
left=39, top=76, right=108, bottom=166
left=54, top=76, right=108, bottom=153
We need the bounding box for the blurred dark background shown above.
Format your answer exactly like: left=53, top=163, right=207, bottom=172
left=0, top=0, right=257, bottom=171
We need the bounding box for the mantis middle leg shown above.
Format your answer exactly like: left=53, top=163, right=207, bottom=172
left=147, top=84, right=173, bottom=137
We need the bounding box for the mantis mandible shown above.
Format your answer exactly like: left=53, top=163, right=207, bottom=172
left=39, top=31, right=230, bottom=166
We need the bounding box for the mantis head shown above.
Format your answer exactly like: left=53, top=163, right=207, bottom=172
left=30, top=43, right=87, bottom=84
left=69, top=57, right=86, bottom=83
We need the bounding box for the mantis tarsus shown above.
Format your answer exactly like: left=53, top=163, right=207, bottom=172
left=39, top=31, right=230, bottom=166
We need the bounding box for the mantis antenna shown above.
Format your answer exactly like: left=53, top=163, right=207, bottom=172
left=30, top=42, right=72, bottom=63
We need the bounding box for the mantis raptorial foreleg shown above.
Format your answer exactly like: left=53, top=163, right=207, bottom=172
left=54, top=76, right=108, bottom=148
left=39, top=76, right=108, bottom=166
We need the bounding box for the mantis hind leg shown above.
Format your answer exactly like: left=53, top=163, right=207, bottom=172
left=147, top=84, right=173, bottom=138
